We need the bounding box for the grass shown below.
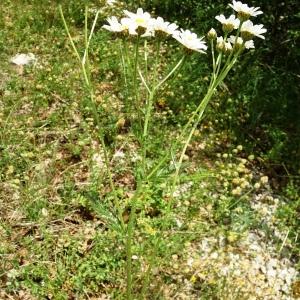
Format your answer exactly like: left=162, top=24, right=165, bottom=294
left=0, top=1, right=299, bottom=299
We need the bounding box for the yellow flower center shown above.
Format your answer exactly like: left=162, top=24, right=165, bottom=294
left=136, top=17, right=146, bottom=26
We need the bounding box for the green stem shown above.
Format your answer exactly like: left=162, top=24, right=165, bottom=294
left=169, top=81, right=217, bottom=206
left=123, top=39, right=132, bottom=71
left=152, top=40, right=161, bottom=87
left=129, top=36, right=144, bottom=139
left=139, top=238, right=158, bottom=299
left=169, top=48, right=243, bottom=210
left=126, top=185, right=142, bottom=300
left=59, top=5, right=122, bottom=228
left=141, top=40, right=162, bottom=174
left=219, top=23, right=243, bottom=76
left=119, top=40, right=129, bottom=97
left=59, top=5, right=81, bottom=62
left=133, top=36, right=141, bottom=120
left=211, top=39, right=216, bottom=82
left=155, top=55, right=186, bottom=91
left=144, top=39, right=149, bottom=83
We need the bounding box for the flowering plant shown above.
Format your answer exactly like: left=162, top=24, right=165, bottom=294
left=59, top=1, right=266, bottom=298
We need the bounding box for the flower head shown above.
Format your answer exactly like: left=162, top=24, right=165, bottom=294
left=102, top=16, right=123, bottom=32
left=174, top=29, right=207, bottom=53
left=229, top=35, right=244, bottom=46
left=228, top=35, right=255, bottom=50
left=120, top=18, right=140, bottom=35
left=229, top=1, right=263, bottom=21
left=241, top=20, right=267, bottom=40
left=123, top=8, right=152, bottom=35
left=244, top=40, right=255, bottom=49
left=215, top=14, right=240, bottom=32
left=103, top=16, right=138, bottom=36
left=151, top=17, right=179, bottom=37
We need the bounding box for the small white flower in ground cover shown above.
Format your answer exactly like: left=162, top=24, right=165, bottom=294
left=241, top=20, right=267, bottom=40
left=174, top=29, right=207, bottom=53
left=229, top=0, right=263, bottom=20
left=215, top=14, right=240, bottom=32
left=10, top=53, right=36, bottom=65
left=151, top=16, right=179, bottom=37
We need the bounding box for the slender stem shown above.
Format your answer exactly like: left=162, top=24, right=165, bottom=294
left=84, top=5, right=88, bottom=55
left=83, top=9, right=100, bottom=65
left=215, top=53, right=223, bottom=78
left=141, top=41, right=162, bottom=174
left=59, top=5, right=122, bottom=228
left=123, top=39, right=132, bottom=71
left=132, top=36, right=142, bottom=129
left=126, top=185, right=142, bottom=300
left=219, top=23, right=243, bottom=76
left=59, top=5, right=81, bottom=62
left=142, top=91, right=154, bottom=174
left=169, top=48, right=244, bottom=210
left=144, top=39, right=149, bottom=83
left=211, top=39, right=216, bottom=81
left=152, top=40, right=161, bottom=87
left=169, top=82, right=217, bottom=206
left=155, top=55, right=185, bottom=91
left=133, top=37, right=140, bottom=102
left=84, top=6, right=91, bottom=83
left=143, top=91, right=155, bottom=140
left=119, top=40, right=129, bottom=95
left=139, top=238, right=158, bottom=299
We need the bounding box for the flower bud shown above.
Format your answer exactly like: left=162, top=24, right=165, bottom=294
left=216, top=36, right=225, bottom=52
left=224, top=42, right=233, bottom=55
left=207, top=28, right=217, bottom=40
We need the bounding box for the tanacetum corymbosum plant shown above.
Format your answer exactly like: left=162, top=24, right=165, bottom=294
left=60, top=1, right=266, bottom=298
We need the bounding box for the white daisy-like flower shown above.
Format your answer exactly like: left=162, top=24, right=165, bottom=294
left=102, top=16, right=123, bottom=32
left=10, top=53, right=36, bottom=66
left=215, top=14, right=240, bottom=32
left=123, top=8, right=152, bottom=35
left=103, top=16, right=137, bottom=35
left=245, top=40, right=255, bottom=49
left=229, top=35, right=255, bottom=49
left=174, top=29, right=207, bottom=53
left=151, top=17, right=179, bottom=37
left=229, top=1, right=263, bottom=21
left=229, top=35, right=244, bottom=46
left=241, top=20, right=267, bottom=40
left=120, top=18, right=139, bottom=35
